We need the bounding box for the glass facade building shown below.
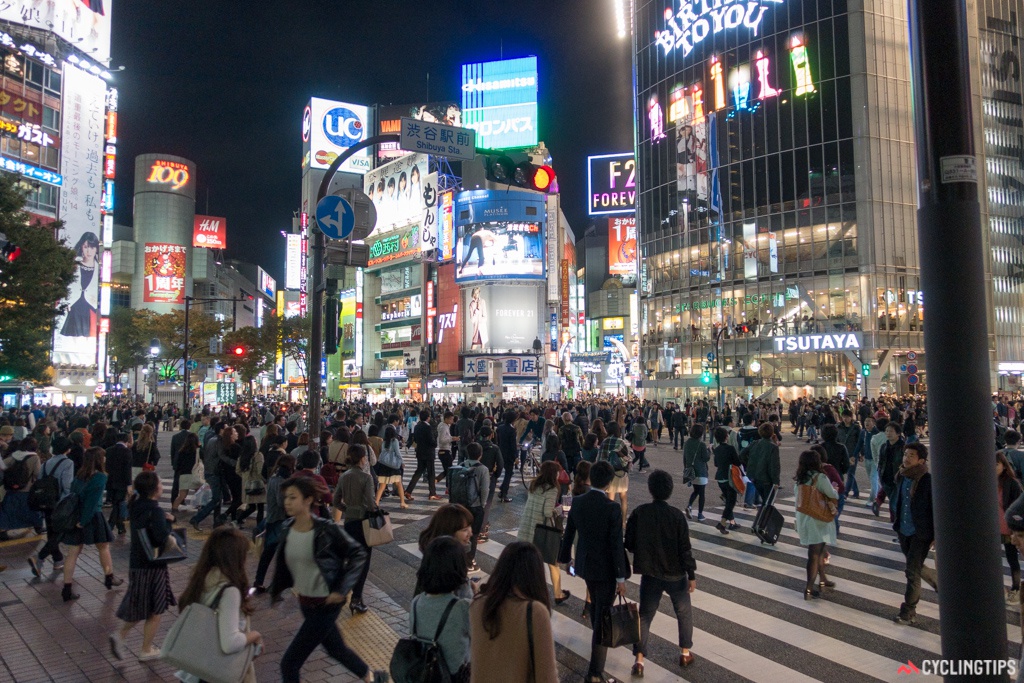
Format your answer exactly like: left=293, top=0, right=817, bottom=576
left=633, top=0, right=936, bottom=400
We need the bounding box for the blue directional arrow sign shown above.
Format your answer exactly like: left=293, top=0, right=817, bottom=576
left=315, top=195, right=355, bottom=240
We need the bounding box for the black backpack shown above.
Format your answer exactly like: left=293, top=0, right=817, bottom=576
left=390, top=597, right=458, bottom=683
left=28, top=456, right=71, bottom=511
left=4, top=456, right=31, bottom=491
left=447, top=462, right=482, bottom=507
left=50, top=491, right=81, bottom=536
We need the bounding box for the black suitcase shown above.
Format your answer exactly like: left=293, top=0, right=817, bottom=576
left=752, top=485, right=784, bottom=545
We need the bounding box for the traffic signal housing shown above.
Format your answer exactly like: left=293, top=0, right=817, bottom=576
left=701, top=371, right=711, bottom=384
left=0, top=233, right=20, bottom=263
left=862, top=363, right=870, bottom=377
left=482, top=155, right=557, bottom=193
left=232, top=345, right=246, bottom=357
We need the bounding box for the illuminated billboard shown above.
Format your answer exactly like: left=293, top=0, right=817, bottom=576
left=193, top=215, right=227, bottom=249
left=439, top=191, right=455, bottom=261
left=258, top=268, right=276, bottom=299
left=285, top=234, right=302, bottom=290
left=588, top=153, right=636, bottom=215
left=462, top=284, right=545, bottom=353
left=377, top=102, right=462, bottom=158
left=364, top=153, right=429, bottom=234
left=303, top=97, right=371, bottom=175
left=461, top=56, right=538, bottom=150
left=368, top=226, right=420, bottom=267
left=454, top=190, right=546, bottom=283
left=608, top=217, right=637, bottom=279
left=143, top=243, right=187, bottom=304
left=0, top=1, right=113, bottom=64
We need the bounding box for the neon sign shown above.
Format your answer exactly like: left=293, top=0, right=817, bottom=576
left=649, top=95, right=667, bottom=142
left=755, top=50, right=780, bottom=98
left=789, top=35, right=816, bottom=96
left=656, top=0, right=783, bottom=58
left=667, top=49, right=784, bottom=124
left=147, top=160, right=190, bottom=190
left=710, top=57, right=726, bottom=110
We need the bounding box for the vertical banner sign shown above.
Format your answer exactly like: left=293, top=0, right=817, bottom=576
left=420, top=171, right=439, bottom=253
left=143, top=243, right=187, bottom=304
left=285, top=234, right=302, bottom=289
left=769, top=231, right=778, bottom=273
left=550, top=312, right=558, bottom=351
left=53, top=64, right=105, bottom=367
left=743, top=222, right=758, bottom=280
left=439, top=191, right=455, bottom=261
left=299, top=212, right=309, bottom=315
left=560, top=260, right=571, bottom=327
left=608, top=217, right=638, bottom=278
left=546, top=194, right=559, bottom=302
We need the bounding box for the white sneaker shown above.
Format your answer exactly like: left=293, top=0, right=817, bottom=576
left=1007, top=589, right=1020, bottom=605
left=138, top=647, right=161, bottom=662
left=109, top=632, right=126, bottom=661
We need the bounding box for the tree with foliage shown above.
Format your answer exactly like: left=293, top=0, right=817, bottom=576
left=267, top=313, right=311, bottom=384
left=106, top=306, right=150, bottom=385
left=222, top=326, right=276, bottom=390
left=0, top=176, right=76, bottom=383
left=142, top=310, right=225, bottom=378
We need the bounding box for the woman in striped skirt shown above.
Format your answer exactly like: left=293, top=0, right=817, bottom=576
left=109, top=470, right=177, bottom=661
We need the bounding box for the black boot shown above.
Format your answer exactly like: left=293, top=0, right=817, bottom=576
left=62, top=583, right=80, bottom=602
left=104, top=573, right=123, bottom=589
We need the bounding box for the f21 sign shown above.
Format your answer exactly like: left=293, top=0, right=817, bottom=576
left=588, top=153, right=636, bottom=216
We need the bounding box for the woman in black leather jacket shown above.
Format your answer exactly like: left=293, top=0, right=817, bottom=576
left=269, top=476, right=387, bottom=683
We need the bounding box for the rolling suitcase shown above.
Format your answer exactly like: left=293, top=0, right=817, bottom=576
left=752, top=485, right=784, bottom=545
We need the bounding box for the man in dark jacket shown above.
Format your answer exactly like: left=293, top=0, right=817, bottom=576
left=820, top=424, right=850, bottom=478
left=741, top=423, right=780, bottom=506
left=406, top=409, right=439, bottom=499
left=558, top=461, right=628, bottom=683
left=672, top=409, right=689, bottom=450
left=889, top=441, right=936, bottom=625
left=496, top=410, right=519, bottom=502
left=104, top=431, right=133, bottom=535
left=836, top=411, right=862, bottom=495
left=169, top=418, right=191, bottom=507
left=625, top=469, right=698, bottom=670
left=872, top=422, right=905, bottom=516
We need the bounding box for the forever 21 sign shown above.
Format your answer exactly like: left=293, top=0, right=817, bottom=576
left=588, top=153, right=636, bottom=216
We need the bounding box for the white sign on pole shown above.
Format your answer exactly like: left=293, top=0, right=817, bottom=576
left=399, top=118, right=476, bottom=161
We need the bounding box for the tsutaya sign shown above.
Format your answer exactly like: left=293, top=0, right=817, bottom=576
left=773, top=333, right=863, bottom=353
left=656, top=0, right=784, bottom=58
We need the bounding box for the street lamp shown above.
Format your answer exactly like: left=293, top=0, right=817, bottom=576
left=148, top=337, right=161, bottom=403
left=533, top=337, right=543, bottom=402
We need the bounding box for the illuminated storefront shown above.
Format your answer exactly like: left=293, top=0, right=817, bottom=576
left=634, top=0, right=929, bottom=399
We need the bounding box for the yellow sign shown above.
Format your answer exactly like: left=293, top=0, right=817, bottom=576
left=603, top=317, right=625, bottom=330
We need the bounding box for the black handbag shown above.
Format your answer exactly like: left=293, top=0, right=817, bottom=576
left=532, top=512, right=562, bottom=565
left=600, top=595, right=641, bottom=648
left=138, top=525, right=188, bottom=565
left=390, top=598, right=457, bottom=683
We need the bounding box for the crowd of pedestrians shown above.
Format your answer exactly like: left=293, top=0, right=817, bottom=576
left=0, top=390, right=1022, bottom=682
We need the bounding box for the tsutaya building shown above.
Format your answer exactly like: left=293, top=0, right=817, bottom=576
left=633, top=0, right=1024, bottom=399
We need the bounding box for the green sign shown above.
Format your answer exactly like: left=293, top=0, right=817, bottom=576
left=368, top=228, right=419, bottom=267
left=677, top=293, right=772, bottom=312
left=216, top=381, right=237, bottom=405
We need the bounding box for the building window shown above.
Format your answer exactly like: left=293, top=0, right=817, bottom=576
left=24, top=60, right=43, bottom=90
left=44, top=68, right=60, bottom=97
left=41, top=105, right=59, bottom=132
left=23, top=183, right=57, bottom=213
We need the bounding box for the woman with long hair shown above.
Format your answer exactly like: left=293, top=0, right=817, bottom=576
left=60, top=231, right=99, bottom=338
left=516, top=461, right=570, bottom=604
left=374, top=425, right=407, bottom=507
left=269, top=476, right=387, bottom=683
left=411, top=537, right=472, bottom=681
left=713, top=426, right=742, bottom=534
left=109, top=471, right=176, bottom=661
left=998, top=450, right=1024, bottom=603
left=469, top=542, right=557, bottom=682
left=171, top=431, right=200, bottom=516
left=793, top=449, right=839, bottom=600
left=62, top=447, right=122, bottom=602
left=418, top=504, right=474, bottom=554
left=683, top=424, right=711, bottom=521
left=590, top=418, right=608, bottom=445
left=176, top=527, right=261, bottom=683
left=131, top=424, right=158, bottom=481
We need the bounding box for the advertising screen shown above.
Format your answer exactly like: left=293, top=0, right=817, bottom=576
left=454, top=190, right=546, bottom=283
left=304, top=97, right=371, bottom=175
left=258, top=268, right=276, bottom=299
left=439, top=191, right=455, bottom=261
left=52, top=63, right=105, bottom=367
left=462, top=284, right=545, bottom=353
left=0, top=1, right=112, bottom=64
left=588, top=153, right=636, bottom=215
left=461, top=56, right=538, bottom=150
left=608, top=217, right=637, bottom=279
left=193, top=215, right=227, bottom=249
left=364, top=153, right=429, bottom=234
left=367, top=226, right=420, bottom=267
left=285, top=234, right=302, bottom=290
left=377, top=102, right=462, bottom=158
left=143, top=243, right=187, bottom=304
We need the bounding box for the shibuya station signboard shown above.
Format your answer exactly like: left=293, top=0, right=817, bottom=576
left=771, top=332, right=863, bottom=353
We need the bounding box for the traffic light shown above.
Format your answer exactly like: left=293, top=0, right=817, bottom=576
left=483, top=155, right=556, bottom=193
left=862, top=363, right=870, bottom=377
left=0, top=233, right=20, bottom=263
left=232, top=345, right=246, bottom=357
left=701, top=371, right=711, bottom=384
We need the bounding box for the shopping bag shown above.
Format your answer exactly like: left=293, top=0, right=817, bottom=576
left=599, top=595, right=641, bottom=648
left=532, top=520, right=562, bottom=565
left=160, top=585, right=254, bottom=683
left=730, top=465, right=746, bottom=495
left=362, top=510, right=394, bottom=547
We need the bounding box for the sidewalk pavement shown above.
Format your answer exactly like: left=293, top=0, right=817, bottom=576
left=0, top=520, right=407, bottom=682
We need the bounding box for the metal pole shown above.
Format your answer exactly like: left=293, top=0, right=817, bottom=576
left=183, top=297, right=190, bottom=412
left=308, top=228, right=325, bottom=440
left=232, top=298, right=237, bottom=332
left=907, top=0, right=1007, bottom=672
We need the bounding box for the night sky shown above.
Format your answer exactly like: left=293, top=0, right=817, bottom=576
left=111, top=1, right=634, bottom=284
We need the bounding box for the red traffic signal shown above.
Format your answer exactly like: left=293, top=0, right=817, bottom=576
left=0, top=233, right=19, bottom=263
left=531, top=165, right=555, bottom=192
left=232, top=346, right=245, bottom=356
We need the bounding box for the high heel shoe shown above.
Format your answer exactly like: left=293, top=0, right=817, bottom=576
left=104, top=574, right=123, bottom=589
left=350, top=601, right=369, bottom=615
left=581, top=601, right=591, bottom=621
left=631, top=662, right=645, bottom=677
left=554, top=589, right=572, bottom=605
left=804, top=588, right=821, bottom=600
left=62, top=583, right=80, bottom=602
left=819, top=579, right=836, bottom=590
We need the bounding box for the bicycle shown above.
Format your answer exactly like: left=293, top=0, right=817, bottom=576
left=519, top=439, right=541, bottom=488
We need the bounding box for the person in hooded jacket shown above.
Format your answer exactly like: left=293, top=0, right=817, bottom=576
left=872, top=422, right=905, bottom=517
left=890, top=441, right=937, bottom=626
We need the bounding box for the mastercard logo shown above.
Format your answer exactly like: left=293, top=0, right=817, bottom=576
left=315, top=150, right=339, bottom=165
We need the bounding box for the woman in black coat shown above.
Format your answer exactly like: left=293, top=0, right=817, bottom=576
left=712, top=427, right=742, bottom=534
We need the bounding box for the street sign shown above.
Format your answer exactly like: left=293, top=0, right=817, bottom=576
left=399, top=117, right=477, bottom=161
left=907, top=351, right=917, bottom=361
left=315, top=195, right=355, bottom=240
left=907, top=374, right=919, bottom=385
left=187, top=360, right=198, bottom=371
left=329, top=188, right=377, bottom=242
left=907, top=364, right=919, bottom=375
left=707, top=352, right=715, bottom=362
left=900, top=364, right=907, bottom=372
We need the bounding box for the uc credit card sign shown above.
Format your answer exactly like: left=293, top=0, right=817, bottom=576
left=304, top=97, right=372, bottom=175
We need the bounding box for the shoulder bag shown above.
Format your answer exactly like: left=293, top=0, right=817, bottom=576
left=599, top=594, right=641, bottom=648
left=138, top=514, right=188, bottom=564
left=390, top=597, right=457, bottom=683
left=729, top=464, right=746, bottom=495
left=796, top=473, right=837, bottom=522
left=532, top=510, right=563, bottom=565
left=362, top=509, right=394, bottom=547
left=160, top=585, right=254, bottom=683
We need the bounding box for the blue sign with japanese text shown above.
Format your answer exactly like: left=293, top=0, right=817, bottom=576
left=461, top=56, right=538, bottom=150
left=399, top=118, right=476, bottom=161
left=463, top=355, right=539, bottom=379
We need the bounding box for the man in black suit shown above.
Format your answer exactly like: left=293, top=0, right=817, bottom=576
left=104, top=432, right=133, bottom=535
left=169, top=418, right=191, bottom=506
left=559, top=461, right=628, bottom=683
left=407, top=409, right=439, bottom=499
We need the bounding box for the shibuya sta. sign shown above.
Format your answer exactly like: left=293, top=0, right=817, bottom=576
left=656, top=0, right=783, bottom=58
left=773, top=333, right=863, bottom=353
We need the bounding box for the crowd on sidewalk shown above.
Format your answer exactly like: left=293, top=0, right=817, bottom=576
left=0, top=390, right=1021, bottom=682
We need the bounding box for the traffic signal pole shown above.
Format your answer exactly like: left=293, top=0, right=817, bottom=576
left=907, top=0, right=1008, bottom=673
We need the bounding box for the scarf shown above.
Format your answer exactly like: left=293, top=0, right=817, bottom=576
left=898, top=460, right=929, bottom=498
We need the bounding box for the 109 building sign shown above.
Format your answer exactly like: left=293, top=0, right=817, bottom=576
left=656, top=0, right=783, bottom=58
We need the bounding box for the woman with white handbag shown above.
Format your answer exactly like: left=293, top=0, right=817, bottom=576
left=165, top=526, right=261, bottom=683
left=270, top=475, right=388, bottom=683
